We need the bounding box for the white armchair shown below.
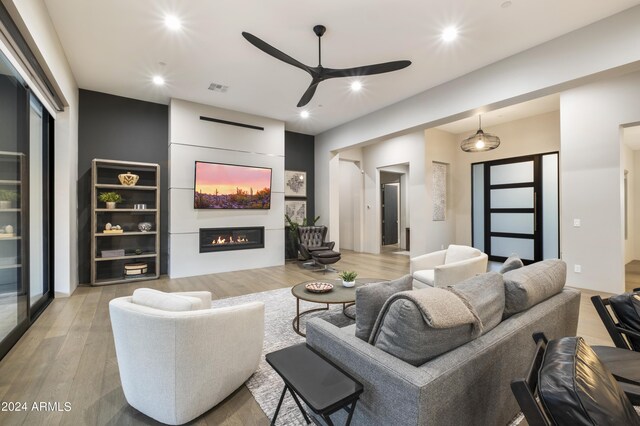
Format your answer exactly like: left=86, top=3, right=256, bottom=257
left=109, top=289, right=264, bottom=425
left=410, top=244, right=488, bottom=288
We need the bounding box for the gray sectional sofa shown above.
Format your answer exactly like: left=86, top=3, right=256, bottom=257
left=306, top=260, right=581, bottom=425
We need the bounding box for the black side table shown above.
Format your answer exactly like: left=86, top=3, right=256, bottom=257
left=266, top=343, right=363, bottom=426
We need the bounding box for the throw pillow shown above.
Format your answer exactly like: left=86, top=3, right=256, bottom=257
left=450, top=271, right=505, bottom=334
left=502, top=259, right=566, bottom=319
left=369, top=287, right=481, bottom=366
left=444, top=244, right=481, bottom=264
left=132, top=288, right=204, bottom=311
left=499, top=255, right=524, bottom=274
left=354, top=275, right=413, bottom=341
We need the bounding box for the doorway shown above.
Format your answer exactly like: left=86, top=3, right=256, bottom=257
left=472, top=152, right=559, bottom=263
left=380, top=170, right=404, bottom=250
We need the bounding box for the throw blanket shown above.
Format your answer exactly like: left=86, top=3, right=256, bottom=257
left=378, top=287, right=483, bottom=336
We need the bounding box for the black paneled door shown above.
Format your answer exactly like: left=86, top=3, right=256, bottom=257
left=382, top=184, right=399, bottom=245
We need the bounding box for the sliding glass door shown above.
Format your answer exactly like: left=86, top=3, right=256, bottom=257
left=0, top=49, right=53, bottom=360
left=472, top=153, right=559, bottom=263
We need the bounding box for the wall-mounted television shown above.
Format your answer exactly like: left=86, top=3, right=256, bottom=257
left=194, top=161, right=272, bottom=209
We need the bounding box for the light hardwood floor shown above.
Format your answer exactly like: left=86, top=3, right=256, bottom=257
left=0, top=251, right=621, bottom=425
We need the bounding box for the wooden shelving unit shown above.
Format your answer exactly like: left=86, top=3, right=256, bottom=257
left=91, top=159, right=160, bottom=286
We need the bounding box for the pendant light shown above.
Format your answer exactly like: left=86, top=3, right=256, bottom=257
left=460, top=115, right=500, bottom=152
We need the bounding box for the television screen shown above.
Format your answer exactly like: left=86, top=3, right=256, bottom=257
left=194, top=161, right=272, bottom=209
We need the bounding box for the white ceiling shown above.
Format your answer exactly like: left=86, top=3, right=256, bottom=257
left=624, top=125, right=640, bottom=150
left=436, top=94, right=560, bottom=135
left=43, top=0, right=640, bottom=135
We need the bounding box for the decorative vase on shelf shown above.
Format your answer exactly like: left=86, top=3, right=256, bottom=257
left=106, top=201, right=116, bottom=209
left=138, top=222, right=152, bottom=232
left=342, top=280, right=355, bottom=288
left=118, top=172, right=139, bottom=186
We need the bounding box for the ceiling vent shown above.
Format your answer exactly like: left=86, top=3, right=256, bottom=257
left=208, top=83, right=229, bottom=93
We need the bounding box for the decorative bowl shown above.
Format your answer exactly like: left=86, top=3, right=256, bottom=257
left=118, top=172, right=139, bottom=186
left=305, top=282, right=334, bottom=293
left=138, top=222, right=152, bottom=232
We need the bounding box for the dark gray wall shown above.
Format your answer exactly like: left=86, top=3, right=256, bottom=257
left=78, top=90, right=168, bottom=283
left=285, top=131, right=315, bottom=221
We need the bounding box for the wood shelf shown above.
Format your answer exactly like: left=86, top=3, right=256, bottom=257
left=94, top=231, right=157, bottom=237
left=0, top=236, right=21, bottom=241
left=91, top=159, right=160, bottom=286
left=95, top=208, right=157, bottom=212
left=96, top=253, right=157, bottom=262
left=0, top=209, right=21, bottom=212
left=93, top=273, right=158, bottom=286
left=0, top=180, right=20, bottom=185
left=95, top=184, right=157, bottom=191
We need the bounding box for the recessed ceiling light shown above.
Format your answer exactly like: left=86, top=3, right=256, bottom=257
left=441, top=26, right=458, bottom=42
left=164, top=15, right=182, bottom=31
left=350, top=81, right=362, bottom=92
left=152, top=75, right=165, bottom=85
left=300, top=110, right=309, bottom=119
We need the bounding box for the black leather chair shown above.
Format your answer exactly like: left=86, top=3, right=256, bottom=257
left=590, top=290, right=640, bottom=386
left=297, top=226, right=340, bottom=272
left=511, top=334, right=640, bottom=426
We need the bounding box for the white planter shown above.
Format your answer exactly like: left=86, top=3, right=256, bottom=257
left=106, top=202, right=116, bottom=209
left=0, top=200, right=10, bottom=209
left=342, top=280, right=355, bottom=288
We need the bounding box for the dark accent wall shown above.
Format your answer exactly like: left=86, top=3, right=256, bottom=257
left=78, top=90, right=168, bottom=283
left=285, top=131, right=315, bottom=221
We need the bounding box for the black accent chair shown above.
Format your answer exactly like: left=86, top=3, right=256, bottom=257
left=297, top=226, right=340, bottom=272
left=590, top=290, right=640, bottom=386
left=511, top=334, right=640, bottom=426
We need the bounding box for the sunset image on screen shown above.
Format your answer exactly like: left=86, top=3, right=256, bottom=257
left=194, top=162, right=271, bottom=209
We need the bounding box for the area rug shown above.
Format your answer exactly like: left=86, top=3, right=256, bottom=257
left=212, top=287, right=354, bottom=425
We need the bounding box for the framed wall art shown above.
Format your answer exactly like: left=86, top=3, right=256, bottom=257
left=285, top=170, right=306, bottom=197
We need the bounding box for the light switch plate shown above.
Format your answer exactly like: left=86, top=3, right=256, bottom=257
left=573, top=219, right=581, bottom=227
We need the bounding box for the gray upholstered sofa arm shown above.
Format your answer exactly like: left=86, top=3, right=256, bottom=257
left=307, top=319, right=431, bottom=425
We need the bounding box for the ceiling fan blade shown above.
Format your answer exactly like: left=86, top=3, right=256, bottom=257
left=325, top=60, right=411, bottom=78
left=242, top=32, right=311, bottom=74
left=297, top=80, right=321, bottom=108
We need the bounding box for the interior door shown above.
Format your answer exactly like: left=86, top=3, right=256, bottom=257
left=382, top=184, right=399, bottom=245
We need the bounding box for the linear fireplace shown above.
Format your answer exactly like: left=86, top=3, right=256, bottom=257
left=199, top=226, right=265, bottom=253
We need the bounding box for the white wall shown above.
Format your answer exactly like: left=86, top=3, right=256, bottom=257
left=623, top=143, right=635, bottom=263
left=634, top=151, right=640, bottom=260
left=168, top=99, right=285, bottom=278
left=561, top=71, right=640, bottom=294
left=453, top=111, right=561, bottom=245
left=6, top=0, right=79, bottom=296
left=424, top=129, right=458, bottom=253
left=339, top=160, right=362, bottom=251
left=361, top=131, right=427, bottom=255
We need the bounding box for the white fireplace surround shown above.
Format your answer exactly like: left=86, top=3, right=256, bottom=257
left=168, top=99, right=285, bottom=278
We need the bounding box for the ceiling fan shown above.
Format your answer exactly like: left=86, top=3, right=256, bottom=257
left=242, top=25, right=411, bottom=108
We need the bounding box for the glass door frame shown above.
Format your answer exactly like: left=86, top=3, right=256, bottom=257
left=0, top=87, right=54, bottom=360
left=471, top=151, right=559, bottom=264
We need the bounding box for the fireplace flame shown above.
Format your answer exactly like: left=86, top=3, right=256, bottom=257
left=211, top=235, right=249, bottom=245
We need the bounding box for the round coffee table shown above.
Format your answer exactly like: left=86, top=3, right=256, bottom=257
left=291, top=278, right=383, bottom=337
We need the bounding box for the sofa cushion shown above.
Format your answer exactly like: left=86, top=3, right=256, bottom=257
left=132, top=288, right=204, bottom=311
left=499, top=255, right=524, bottom=274
left=355, top=275, right=413, bottom=341
left=370, top=287, right=480, bottom=366
left=450, top=272, right=505, bottom=333
left=444, top=244, right=480, bottom=264
left=609, top=292, right=640, bottom=351
left=538, top=337, right=640, bottom=426
left=502, top=259, right=566, bottom=319
left=412, top=269, right=434, bottom=286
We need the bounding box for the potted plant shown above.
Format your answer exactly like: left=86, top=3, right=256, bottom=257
left=338, top=271, right=358, bottom=288
left=99, top=192, right=123, bottom=209
left=0, top=190, right=18, bottom=209
left=285, top=214, right=320, bottom=259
